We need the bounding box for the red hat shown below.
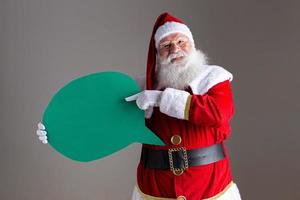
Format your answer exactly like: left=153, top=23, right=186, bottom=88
left=146, top=12, right=194, bottom=90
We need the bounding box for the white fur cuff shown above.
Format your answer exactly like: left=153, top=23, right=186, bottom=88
left=159, top=88, right=191, bottom=119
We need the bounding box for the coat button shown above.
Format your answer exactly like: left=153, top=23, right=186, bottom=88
left=177, top=196, right=186, bottom=200
left=171, top=135, right=182, bottom=145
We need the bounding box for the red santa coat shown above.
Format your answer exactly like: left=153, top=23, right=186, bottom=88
left=132, top=65, right=242, bottom=200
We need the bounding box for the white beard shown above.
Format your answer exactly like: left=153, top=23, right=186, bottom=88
left=155, top=49, right=209, bottom=90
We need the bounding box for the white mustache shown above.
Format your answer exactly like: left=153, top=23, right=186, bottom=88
left=167, top=51, right=187, bottom=63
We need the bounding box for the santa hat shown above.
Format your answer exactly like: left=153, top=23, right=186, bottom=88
left=146, top=12, right=195, bottom=90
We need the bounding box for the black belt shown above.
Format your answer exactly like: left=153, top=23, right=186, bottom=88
left=141, top=143, right=225, bottom=175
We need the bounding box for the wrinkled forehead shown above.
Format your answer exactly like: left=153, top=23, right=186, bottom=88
left=159, top=32, right=190, bottom=44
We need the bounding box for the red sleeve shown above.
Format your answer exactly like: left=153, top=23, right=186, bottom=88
left=187, top=80, right=234, bottom=127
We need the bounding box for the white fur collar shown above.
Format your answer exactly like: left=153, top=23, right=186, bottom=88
left=188, top=65, right=233, bottom=95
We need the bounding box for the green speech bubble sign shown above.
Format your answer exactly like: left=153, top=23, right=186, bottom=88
left=42, top=71, right=164, bottom=162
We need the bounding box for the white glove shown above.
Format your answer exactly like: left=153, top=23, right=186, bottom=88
left=125, top=90, right=162, bottom=110
left=36, top=122, right=48, bottom=144
left=144, top=107, right=154, bottom=119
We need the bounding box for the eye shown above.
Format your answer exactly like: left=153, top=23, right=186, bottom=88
left=178, top=40, right=185, bottom=45
left=161, top=43, right=170, bottom=49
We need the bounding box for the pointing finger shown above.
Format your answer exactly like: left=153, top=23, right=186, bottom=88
left=125, top=92, right=141, bottom=101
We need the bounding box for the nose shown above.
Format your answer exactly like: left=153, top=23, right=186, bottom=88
left=169, top=43, right=180, bottom=53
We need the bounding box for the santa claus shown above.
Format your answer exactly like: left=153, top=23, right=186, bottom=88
left=35, top=11, right=242, bottom=200
left=127, top=12, right=242, bottom=200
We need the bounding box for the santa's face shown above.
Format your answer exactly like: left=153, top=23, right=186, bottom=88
left=158, top=33, right=193, bottom=65
left=155, top=34, right=208, bottom=90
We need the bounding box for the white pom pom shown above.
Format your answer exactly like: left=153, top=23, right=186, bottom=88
left=42, top=140, right=48, bottom=144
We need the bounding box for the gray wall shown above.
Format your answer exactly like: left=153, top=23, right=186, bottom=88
left=1, top=0, right=300, bottom=199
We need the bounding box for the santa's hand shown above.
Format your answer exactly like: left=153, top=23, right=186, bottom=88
left=125, top=90, right=162, bottom=110
left=36, top=122, right=48, bottom=144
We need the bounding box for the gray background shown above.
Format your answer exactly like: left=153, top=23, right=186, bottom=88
left=1, top=0, right=300, bottom=199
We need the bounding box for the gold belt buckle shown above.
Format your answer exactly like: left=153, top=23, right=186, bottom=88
left=168, top=147, right=189, bottom=176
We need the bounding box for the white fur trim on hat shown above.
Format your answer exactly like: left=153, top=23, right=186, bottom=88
left=154, top=21, right=194, bottom=49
